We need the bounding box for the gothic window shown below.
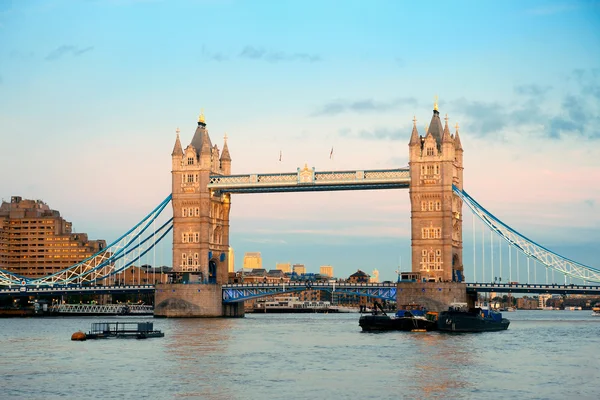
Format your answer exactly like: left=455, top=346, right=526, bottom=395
left=426, top=165, right=434, bottom=175
left=194, top=253, right=199, bottom=265
left=428, top=201, right=434, bottom=211
left=195, top=207, right=200, bottom=217
left=195, top=174, right=198, bottom=182
left=422, top=250, right=427, bottom=257
left=187, top=157, right=194, bottom=165
left=436, top=249, right=441, bottom=256
left=421, top=165, right=425, bottom=175
left=182, top=208, right=187, bottom=217
left=422, top=257, right=427, bottom=265
left=182, top=253, right=187, bottom=266
left=421, top=201, right=427, bottom=211
left=422, top=228, right=428, bottom=239
left=188, top=208, right=193, bottom=216
left=436, top=257, right=441, bottom=263
left=187, top=174, right=194, bottom=183
left=182, top=233, right=188, bottom=243
left=435, top=165, right=440, bottom=175
left=194, top=233, right=199, bottom=243
left=426, top=147, right=434, bottom=156
left=429, top=253, right=434, bottom=262
left=435, top=201, right=441, bottom=211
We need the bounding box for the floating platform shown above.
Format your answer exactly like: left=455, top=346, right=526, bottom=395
left=72, top=322, right=164, bottom=340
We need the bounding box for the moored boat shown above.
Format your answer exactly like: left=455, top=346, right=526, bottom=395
left=592, top=303, right=600, bottom=316
left=437, top=303, right=509, bottom=333
left=359, top=302, right=438, bottom=332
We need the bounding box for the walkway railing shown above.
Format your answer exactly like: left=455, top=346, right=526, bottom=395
left=209, top=167, right=410, bottom=193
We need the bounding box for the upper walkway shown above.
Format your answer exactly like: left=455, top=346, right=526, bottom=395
left=208, top=167, right=410, bottom=194
left=2, top=282, right=599, bottom=298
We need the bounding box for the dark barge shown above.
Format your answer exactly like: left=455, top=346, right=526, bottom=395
left=72, top=322, right=164, bottom=340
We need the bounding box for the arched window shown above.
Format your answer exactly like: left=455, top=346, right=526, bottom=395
left=195, top=208, right=200, bottom=217
left=427, top=147, right=434, bottom=156
left=435, top=201, right=441, bottom=211
left=421, top=201, right=427, bottom=211
left=194, top=233, right=199, bottom=243
left=187, top=157, right=194, bottom=165
left=182, top=253, right=187, bottom=266
left=182, top=208, right=187, bottom=217
left=182, top=233, right=188, bottom=243
left=428, top=201, right=434, bottom=211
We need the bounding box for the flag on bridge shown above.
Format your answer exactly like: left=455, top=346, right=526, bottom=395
left=279, top=150, right=282, bottom=162
left=330, top=146, right=334, bottom=159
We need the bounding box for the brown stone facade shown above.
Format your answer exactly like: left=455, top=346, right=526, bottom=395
left=396, top=282, right=474, bottom=312
left=154, top=283, right=244, bottom=317
left=170, top=115, right=231, bottom=285
left=408, top=107, right=464, bottom=282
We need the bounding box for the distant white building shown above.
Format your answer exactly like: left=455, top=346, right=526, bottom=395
left=369, top=269, right=379, bottom=283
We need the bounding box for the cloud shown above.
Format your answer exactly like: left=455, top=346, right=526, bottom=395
left=339, top=126, right=408, bottom=141
left=514, top=84, right=552, bottom=96
left=313, top=97, right=418, bottom=116
left=526, top=3, right=580, bottom=15
left=45, top=45, right=94, bottom=61
left=201, top=45, right=228, bottom=62
left=242, top=237, right=287, bottom=244
left=584, top=199, right=595, bottom=208
left=239, top=46, right=321, bottom=63
left=455, top=72, right=600, bottom=140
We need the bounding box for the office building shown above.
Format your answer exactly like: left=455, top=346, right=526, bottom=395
left=320, top=265, right=333, bottom=278
left=243, top=252, right=262, bottom=270
left=0, top=196, right=106, bottom=279
left=276, top=262, right=291, bottom=273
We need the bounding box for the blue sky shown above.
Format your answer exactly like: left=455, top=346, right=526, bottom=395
left=0, top=0, right=599, bottom=282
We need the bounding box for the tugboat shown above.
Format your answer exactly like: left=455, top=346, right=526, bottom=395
left=359, top=302, right=438, bottom=332
left=437, top=303, right=510, bottom=333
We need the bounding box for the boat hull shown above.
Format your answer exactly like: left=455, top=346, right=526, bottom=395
left=437, top=311, right=510, bottom=332
left=359, top=315, right=437, bottom=332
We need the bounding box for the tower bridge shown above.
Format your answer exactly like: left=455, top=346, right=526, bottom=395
left=1, top=103, right=599, bottom=316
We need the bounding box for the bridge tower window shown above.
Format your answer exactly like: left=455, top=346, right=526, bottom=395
left=182, top=208, right=187, bottom=217
left=187, top=157, right=194, bottom=165
left=426, top=147, right=434, bottom=156
left=195, top=207, right=200, bottom=217
left=435, top=201, right=441, bottom=211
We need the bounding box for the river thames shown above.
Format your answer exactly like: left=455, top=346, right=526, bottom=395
left=0, top=310, right=597, bottom=399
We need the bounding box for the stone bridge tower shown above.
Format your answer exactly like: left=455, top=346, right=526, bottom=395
left=170, top=112, right=232, bottom=285
left=408, top=101, right=464, bottom=282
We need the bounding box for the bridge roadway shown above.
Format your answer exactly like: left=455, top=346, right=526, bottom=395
left=0, top=285, right=155, bottom=297
left=1, top=282, right=599, bottom=298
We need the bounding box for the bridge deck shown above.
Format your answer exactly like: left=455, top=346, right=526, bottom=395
left=208, top=168, right=410, bottom=194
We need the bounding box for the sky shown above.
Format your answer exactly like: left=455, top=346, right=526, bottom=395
left=0, top=0, right=599, bottom=282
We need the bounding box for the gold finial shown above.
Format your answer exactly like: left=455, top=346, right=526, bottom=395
left=455, top=122, right=459, bottom=131
left=434, top=95, right=439, bottom=111
left=198, top=108, right=205, bottom=123
left=413, top=115, right=417, bottom=126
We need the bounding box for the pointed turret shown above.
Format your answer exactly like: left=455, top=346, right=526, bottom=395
left=220, top=134, right=231, bottom=161
left=409, top=116, right=420, bottom=146
left=171, top=128, right=184, bottom=156
left=427, top=97, right=444, bottom=147
left=190, top=110, right=213, bottom=153
left=454, top=122, right=463, bottom=151
left=442, top=114, right=453, bottom=143
left=220, top=133, right=232, bottom=175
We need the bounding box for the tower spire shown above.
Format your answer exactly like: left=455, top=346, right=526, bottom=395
left=442, top=113, right=453, bottom=143
left=171, top=127, right=183, bottom=156
left=409, top=115, right=420, bottom=145
left=454, top=122, right=463, bottom=150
